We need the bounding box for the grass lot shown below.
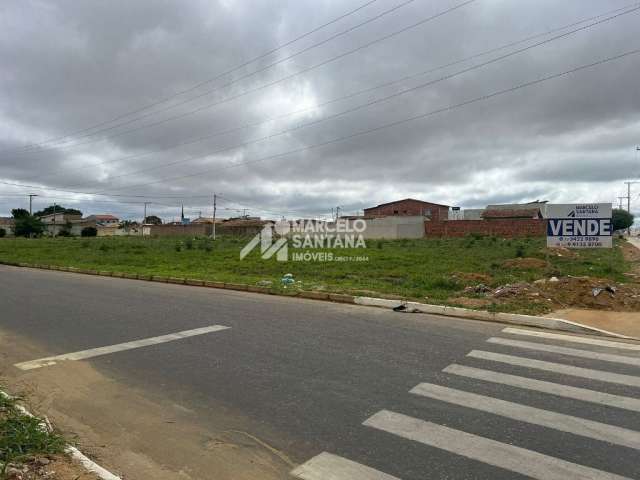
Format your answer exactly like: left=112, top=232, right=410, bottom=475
left=0, top=391, right=66, bottom=479
left=0, top=235, right=629, bottom=314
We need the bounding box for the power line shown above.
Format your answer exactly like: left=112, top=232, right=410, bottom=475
left=24, top=1, right=639, bottom=184
left=1, top=0, right=382, bottom=154
left=72, top=7, right=638, bottom=193
left=3, top=0, right=476, bottom=157
left=92, top=48, right=640, bottom=194
left=3, top=48, right=638, bottom=200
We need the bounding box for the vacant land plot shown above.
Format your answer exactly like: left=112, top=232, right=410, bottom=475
left=0, top=235, right=635, bottom=314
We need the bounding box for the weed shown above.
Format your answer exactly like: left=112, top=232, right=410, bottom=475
left=98, top=243, right=109, bottom=252
left=515, top=244, right=525, bottom=258
left=185, top=238, right=194, bottom=250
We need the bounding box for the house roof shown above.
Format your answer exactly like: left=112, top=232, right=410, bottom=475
left=482, top=208, right=541, bottom=219
left=365, top=198, right=450, bottom=210
left=86, top=214, right=119, bottom=221
left=0, top=217, right=14, bottom=225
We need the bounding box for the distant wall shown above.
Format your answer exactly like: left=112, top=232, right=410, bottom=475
left=425, top=219, right=546, bottom=238
left=360, top=216, right=424, bottom=239
left=148, top=224, right=212, bottom=237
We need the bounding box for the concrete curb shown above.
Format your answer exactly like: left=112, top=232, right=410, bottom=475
left=2, top=261, right=635, bottom=340
left=352, top=297, right=637, bottom=339
left=0, top=391, right=121, bottom=480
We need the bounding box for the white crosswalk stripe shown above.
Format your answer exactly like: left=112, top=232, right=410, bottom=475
left=409, top=382, right=640, bottom=449
left=443, top=364, right=640, bottom=412
left=467, top=350, right=640, bottom=387
left=501, top=328, right=640, bottom=351
left=293, top=330, right=640, bottom=478
left=364, top=410, right=633, bottom=480
left=486, top=337, right=640, bottom=367
left=291, top=452, right=400, bottom=480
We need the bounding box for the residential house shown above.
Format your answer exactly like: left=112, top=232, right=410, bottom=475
left=0, top=217, right=14, bottom=236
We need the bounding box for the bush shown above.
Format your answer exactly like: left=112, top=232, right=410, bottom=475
left=612, top=209, right=634, bottom=231
left=81, top=227, right=97, bottom=237
left=185, top=238, right=194, bottom=250
left=175, top=241, right=183, bottom=252
left=515, top=244, right=525, bottom=258
left=0, top=228, right=5, bottom=238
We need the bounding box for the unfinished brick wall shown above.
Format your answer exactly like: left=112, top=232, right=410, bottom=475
left=425, top=219, right=546, bottom=238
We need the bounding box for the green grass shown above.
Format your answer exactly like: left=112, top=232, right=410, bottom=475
left=0, top=235, right=629, bottom=314
left=0, top=392, right=66, bottom=479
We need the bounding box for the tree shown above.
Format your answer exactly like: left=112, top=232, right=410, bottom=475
left=11, top=208, right=29, bottom=219
left=34, top=205, right=82, bottom=217
left=81, top=226, right=97, bottom=237
left=0, top=228, right=5, bottom=238
left=612, top=209, right=634, bottom=232
left=13, top=215, right=44, bottom=237
left=144, top=215, right=162, bottom=225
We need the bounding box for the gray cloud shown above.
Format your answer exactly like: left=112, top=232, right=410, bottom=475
left=1, top=0, right=639, bottom=221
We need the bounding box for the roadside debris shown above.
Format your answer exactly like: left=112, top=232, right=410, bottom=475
left=281, top=273, right=295, bottom=286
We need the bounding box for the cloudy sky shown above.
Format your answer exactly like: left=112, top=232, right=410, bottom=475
left=1, top=0, right=639, bottom=222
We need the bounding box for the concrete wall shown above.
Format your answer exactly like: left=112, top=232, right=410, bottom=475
left=359, top=216, right=425, bottom=239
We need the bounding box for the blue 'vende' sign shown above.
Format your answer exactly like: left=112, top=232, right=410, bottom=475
left=546, top=203, right=612, bottom=248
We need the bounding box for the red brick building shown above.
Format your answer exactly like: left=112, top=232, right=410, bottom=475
left=364, top=198, right=450, bottom=221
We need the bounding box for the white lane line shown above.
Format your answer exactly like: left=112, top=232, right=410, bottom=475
left=467, top=350, right=640, bottom=388
left=14, top=325, right=230, bottom=370
left=502, top=328, right=640, bottom=351
left=364, top=410, right=633, bottom=480
left=444, top=364, right=640, bottom=413
left=291, top=452, right=400, bottom=480
left=410, top=382, right=640, bottom=449
left=487, top=337, right=640, bottom=367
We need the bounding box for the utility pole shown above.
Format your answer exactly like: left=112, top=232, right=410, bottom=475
left=212, top=193, right=217, bottom=240
left=28, top=194, right=38, bottom=215
left=142, top=202, right=151, bottom=237
left=624, top=181, right=639, bottom=236
left=618, top=196, right=627, bottom=210
left=52, top=202, right=57, bottom=237
left=335, top=206, right=341, bottom=221
left=28, top=194, right=38, bottom=239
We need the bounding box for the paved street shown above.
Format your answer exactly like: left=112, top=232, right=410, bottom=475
left=1, top=265, right=639, bottom=479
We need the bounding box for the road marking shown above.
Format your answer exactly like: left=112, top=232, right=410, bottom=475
left=444, top=364, right=640, bottom=413
left=364, top=410, right=633, bottom=480
left=410, top=382, right=640, bottom=449
left=502, top=328, right=640, bottom=351
left=291, top=452, right=400, bottom=480
left=487, top=337, right=640, bottom=367
left=467, top=350, right=640, bottom=387
left=14, top=325, right=231, bottom=370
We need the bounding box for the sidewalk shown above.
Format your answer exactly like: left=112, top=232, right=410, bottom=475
left=550, top=237, right=640, bottom=339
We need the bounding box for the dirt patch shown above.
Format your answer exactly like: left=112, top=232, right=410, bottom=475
left=0, top=330, right=293, bottom=480
left=2, top=455, right=98, bottom=480
left=541, top=246, right=578, bottom=259
left=451, top=272, right=493, bottom=284
left=449, top=297, right=493, bottom=308
left=502, top=257, right=548, bottom=269
left=550, top=309, right=640, bottom=339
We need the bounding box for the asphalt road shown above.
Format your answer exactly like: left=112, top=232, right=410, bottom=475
left=1, top=265, right=639, bottom=479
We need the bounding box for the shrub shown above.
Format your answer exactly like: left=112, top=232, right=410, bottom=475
left=81, top=227, right=97, bottom=237
left=0, top=228, right=5, bottom=238
left=515, top=244, right=525, bottom=258
left=175, top=241, right=183, bottom=252
left=185, top=238, right=194, bottom=250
